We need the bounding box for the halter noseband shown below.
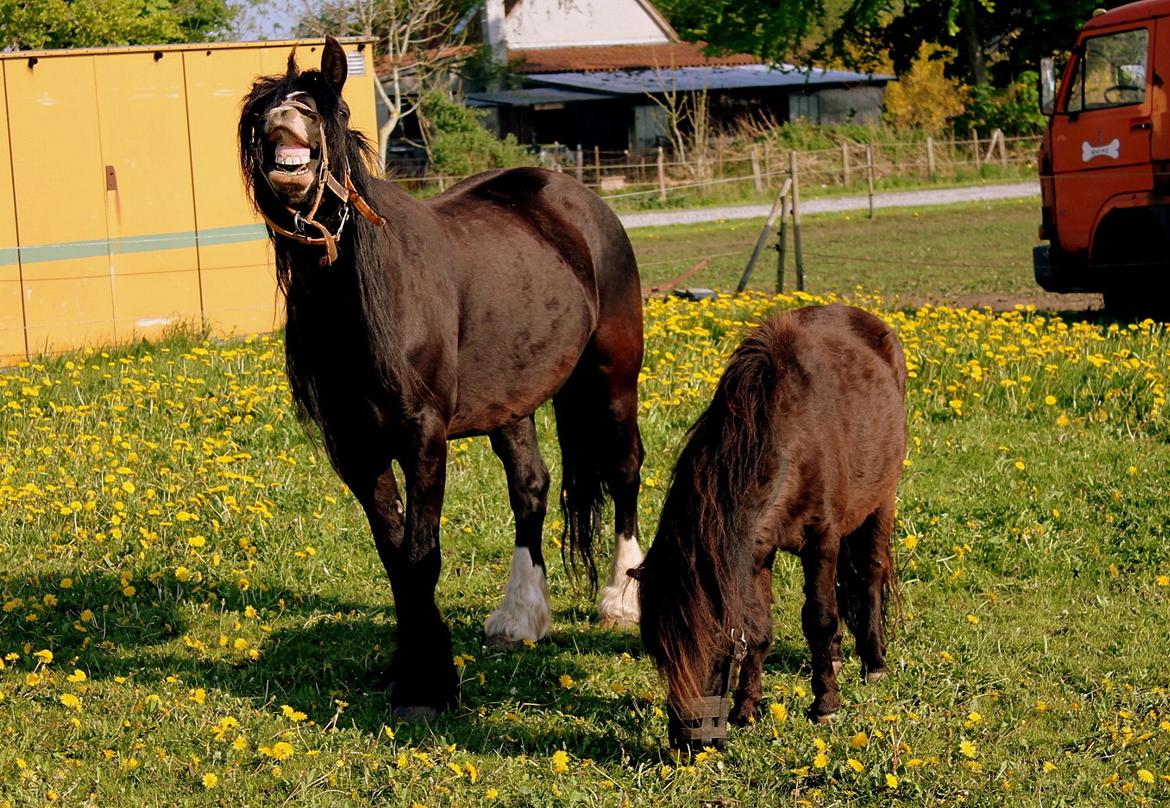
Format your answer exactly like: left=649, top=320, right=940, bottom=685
left=668, top=627, right=749, bottom=749
left=257, top=93, right=386, bottom=267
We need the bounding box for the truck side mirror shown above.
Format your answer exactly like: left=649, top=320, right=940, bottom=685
left=1039, top=57, right=1058, bottom=115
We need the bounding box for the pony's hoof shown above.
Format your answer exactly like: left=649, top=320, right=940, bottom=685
left=391, top=704, right=441, bottom=723
left=864, top=669, right=887, bottom=684
left=812, top=710, right=839, bottom=725
left=597, top=582, right=640, bottom=629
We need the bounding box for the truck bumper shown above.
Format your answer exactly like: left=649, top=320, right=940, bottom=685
left=1034, top=244, right=1092, bottom=293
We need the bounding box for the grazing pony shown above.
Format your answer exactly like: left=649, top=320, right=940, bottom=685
left=633, top=304, right=907, bottom=748
left=238, top=38, right=645, bottom=719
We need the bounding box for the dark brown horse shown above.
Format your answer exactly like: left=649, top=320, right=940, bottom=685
left=633, top=304, right=906, bottom=749
left=238, top=38, right=645, bottom=719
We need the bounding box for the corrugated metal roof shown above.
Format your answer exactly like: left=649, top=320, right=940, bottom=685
left=509, top=42, right=758, bottom=74
left=466, top=88, right=618, bottom=107
left=527, top=64, right=895, bottom=95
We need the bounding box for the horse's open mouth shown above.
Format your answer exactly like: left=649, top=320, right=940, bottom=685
left=265, top=131, right=320, bottom=198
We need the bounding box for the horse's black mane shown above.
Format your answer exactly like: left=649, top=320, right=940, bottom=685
left=238, top=55, right=418, bottom=447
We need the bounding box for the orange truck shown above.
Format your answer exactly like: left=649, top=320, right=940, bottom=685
left=1035, top=0, right=1170, bottom=315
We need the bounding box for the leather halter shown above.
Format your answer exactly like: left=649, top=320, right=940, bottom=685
left=258, top=95, right=386, bottom=267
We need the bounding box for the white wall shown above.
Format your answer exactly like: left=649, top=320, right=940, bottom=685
left=505, top=0, right=671, bottom=49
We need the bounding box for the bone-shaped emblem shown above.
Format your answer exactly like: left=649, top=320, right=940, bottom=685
left=1082, top=138, right=1121, bottom=162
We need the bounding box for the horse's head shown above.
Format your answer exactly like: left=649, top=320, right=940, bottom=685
left=239, top=36, right=353, bottom=211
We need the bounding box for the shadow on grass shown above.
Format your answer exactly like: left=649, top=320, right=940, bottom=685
left=0, top=569, right=735, bottom=760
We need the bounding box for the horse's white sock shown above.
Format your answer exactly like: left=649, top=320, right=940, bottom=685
left=598, top=533, right=643, bottom=628
left=484, top=547, right=552, bottom=643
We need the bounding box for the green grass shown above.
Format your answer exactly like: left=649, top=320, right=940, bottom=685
left=0, top=204, right=1167, bottom=806
left=631, top=196, right=1047, bottom=304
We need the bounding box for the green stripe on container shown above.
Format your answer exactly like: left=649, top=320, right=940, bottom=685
left=0, top=223, right=269, bottom=267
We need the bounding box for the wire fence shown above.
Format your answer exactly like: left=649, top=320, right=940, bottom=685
left=387, top=132, right=1043, bottom=203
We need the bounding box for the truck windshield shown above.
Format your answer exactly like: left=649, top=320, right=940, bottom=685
left=1066, top=27, right=1148, bottom=112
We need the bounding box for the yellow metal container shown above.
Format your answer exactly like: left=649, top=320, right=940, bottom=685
left=0, top=38, right=377, bottom=363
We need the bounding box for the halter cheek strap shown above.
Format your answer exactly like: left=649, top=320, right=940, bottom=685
left=258, top=102, right=387, bottom=267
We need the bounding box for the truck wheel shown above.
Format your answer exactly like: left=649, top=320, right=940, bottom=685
left=1104, top=282, right=1169, bottom=321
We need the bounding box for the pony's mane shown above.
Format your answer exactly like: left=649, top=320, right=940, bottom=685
left=639, top=317, right=796, bottom=703
left=238, top=58, right=419, bottom=444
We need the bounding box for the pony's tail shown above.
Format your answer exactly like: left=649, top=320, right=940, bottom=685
left=553, top=386, right=607, bottom=593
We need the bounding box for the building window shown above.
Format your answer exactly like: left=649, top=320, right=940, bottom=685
left=790, top=93, right=821, bottom=123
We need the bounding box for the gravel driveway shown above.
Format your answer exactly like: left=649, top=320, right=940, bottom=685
left=618, top=181, right=1041, bottom=229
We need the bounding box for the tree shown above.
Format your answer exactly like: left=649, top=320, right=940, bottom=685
left=296, top=0, right=474, bottom=170
left=657, top=0, right=1135, bottom=86
left=0, top=0, right=234, bottom=50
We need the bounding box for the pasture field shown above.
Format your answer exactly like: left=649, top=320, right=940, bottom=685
left=1, top=203, right=1169, bottom=806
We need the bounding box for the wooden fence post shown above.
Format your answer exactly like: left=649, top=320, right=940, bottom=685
left=926, top=136, right=936, bottom=181
left=575, top=145, right=584, bottom=183
left=737, top=177, right=791, bottom=293
left=866, top=144, right=876, bottom=220
left=764, top=142, right=772, bottom=182
left=594, top=145, right=601, bottom=187
left=972, top=127, right=982, bottom=170
left=777, top=194, right=789, bottom=294
left=751, top=146, right=764, bottom=193
left=842, top=142, right=851, bottom=186
left=656, top=146, right=667, bottom=203
left=996, top=129, right=1008, bottom=167
left=790, top=150, right=804, bottom=292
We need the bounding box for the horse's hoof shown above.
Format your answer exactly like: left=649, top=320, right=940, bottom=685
left=597, top=582, right=640, bottom=629
left=391, top=704, right=441, bottom=723
left=864, top=669, right=887, bottom=684
left=812, top=710, right=839, bottom=725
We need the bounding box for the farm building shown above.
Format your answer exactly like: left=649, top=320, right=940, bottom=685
left=463, top=0, right=892, bottom=152
left=0, top=38, right=376, bottom=364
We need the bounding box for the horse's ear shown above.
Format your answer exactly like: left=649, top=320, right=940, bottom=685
left=321, top=36, right=348, bottom=92
left=286, top=48, right=299, bottom=78
left=626, top=565, right=644, bottom=582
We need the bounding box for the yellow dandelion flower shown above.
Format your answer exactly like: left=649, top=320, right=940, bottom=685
left=559, top=674, right=574, bottom=690
left=59, top=693, right=81, bottom=710
left=769, top=702, right=788, bottom=722
left=848, top=758, right=864, bottom=772
left=551, top=750, right=570, bottom=774
left=960, top=739, right=977, bottom=758
left=66, top=669, right=87, bottom=683
left=813, top=752, right=828, bottom=769
left=202, top=772, right=218, bottom=789
left=851, top=731, right=869, bottom=748
left=885, top=773, right=899, bottom=789
left=1138, top=769, right=1155, bottom=784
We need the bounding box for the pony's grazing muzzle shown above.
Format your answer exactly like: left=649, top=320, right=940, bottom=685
left=668, top=696, right=729, bottom=751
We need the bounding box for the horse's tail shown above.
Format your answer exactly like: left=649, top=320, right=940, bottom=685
left=637, top=320, right=791, bottom=704
left=553, top=380, right=609, bottom=593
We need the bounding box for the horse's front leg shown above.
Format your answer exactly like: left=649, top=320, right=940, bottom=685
left=801, top=540, right=842, bottom=722
left=384, top=418, right=459, bottom=720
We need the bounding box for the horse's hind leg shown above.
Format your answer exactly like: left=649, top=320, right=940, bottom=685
left=838, top=498, right=895, bottom=682
left=801, top=535, right=843, bottom=722
left=595, top=349, right=645, bottom=629
left=484, top=416, right=553, bottom=646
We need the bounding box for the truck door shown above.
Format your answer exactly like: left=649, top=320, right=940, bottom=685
left=1052, top=24, right=1154, bottom=256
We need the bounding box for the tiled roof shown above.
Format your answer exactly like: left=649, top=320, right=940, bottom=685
left=508, top=42, right=759, bottom=74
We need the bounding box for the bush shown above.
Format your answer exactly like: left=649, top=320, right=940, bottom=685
left=956, top=72, right=1046, bottom=137
left=883, top=43, right=968, bottom=135
left=419, top=89, right=532, bottom=177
